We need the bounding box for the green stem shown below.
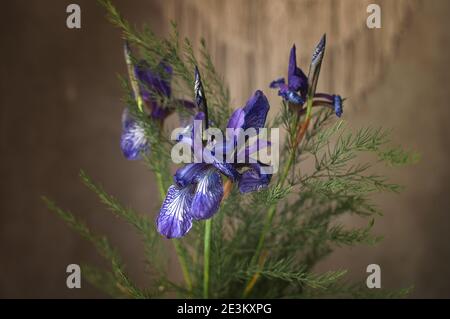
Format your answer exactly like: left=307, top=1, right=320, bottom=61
left=203, top=219, right=212, bottom=299
left=243, top=98, right=314, bottom=297
left=250, top=149, right=295, bottom=267
left=155, top=171, right=193, bottom=292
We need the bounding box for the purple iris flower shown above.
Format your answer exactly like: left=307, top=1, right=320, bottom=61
left=270, top=36, right=344, bottom=117
left=156, top=89, right=272, bottom=239
left=121, top=43, right=194, bottom=160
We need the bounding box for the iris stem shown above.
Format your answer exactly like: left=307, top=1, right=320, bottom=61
left=203, top=219, right=212, bottom=299
left=155, top=171, right=192, bottom=293
left=243, top=98, right=314, bottom=297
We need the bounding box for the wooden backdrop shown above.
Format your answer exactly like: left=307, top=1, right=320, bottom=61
left=158, top=0, right=420, bottom=110
left=5, top=0, right=450, bottom=298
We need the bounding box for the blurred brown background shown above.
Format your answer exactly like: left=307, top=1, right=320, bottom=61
left=1, top=0, right=450, bottom=298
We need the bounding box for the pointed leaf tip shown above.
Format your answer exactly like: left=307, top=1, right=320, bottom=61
left=311, top=35, right=326, bottom=65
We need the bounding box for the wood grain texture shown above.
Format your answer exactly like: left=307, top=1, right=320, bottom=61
left=3, top=0, right=450, bottom=298
left=158, top=0, right=420, bottom=110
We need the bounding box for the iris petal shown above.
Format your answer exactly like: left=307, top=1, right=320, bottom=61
left=135, top=60, right=172, bottom=99
left=120, top=108, right=149, bottom=160
left=333, top=95, right=343, bottom=117
left=191, top=169, right=223, bottom=220
left=227, top=107, right=245, bottom=129
left=202, top=150, right=240, bottom=181
left=269, top=77, right=286, bottom=89
left=279, top=87, right=305, bottom=105
left=238, top=164, right=272, bottom=193
left=287, top=45, right=308, bottom=96
left=242, top=90, right=270, bottom=130
left=134, top=60, right=173, bottom=122
left=156, top=185, right=194, bottom=238
left=213, top=161, right=240, bottom=182
left=174, top=163, right=208, bottom=187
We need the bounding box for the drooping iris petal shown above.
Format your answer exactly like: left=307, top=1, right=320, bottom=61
left=333, top=95, right=343, bottom=117
left=288, top=44, right=308, bottom=96
left=174, top=163, right=208, bottom=187
left=242, top=90, right=270, bottom=130
left=222, top=107, right=245, bottom=158
left=279, top=86, right=305, bottom=105
left=156, top=185, right=194, bottom=239
left=213, top=161, right=240, bottom=182
left=227, top=107, right=245, bottom=129
left=149, top=102, right=172, bottom=120
left=190, top=169, right=224, bottom=220
left=134, top=60, right=174, bottom=121
left=135, top=60, right=172, bottom=100
left=120, top=108, right=149, bottom=160
left=312, top=93, right=343, bottom=117
left=269, top=77, right=286, bottom=89
left=238, top=164, right=272, bottom=193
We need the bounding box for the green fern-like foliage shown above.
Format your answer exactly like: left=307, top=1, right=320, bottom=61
left=43, top=0, right=417, bottom=298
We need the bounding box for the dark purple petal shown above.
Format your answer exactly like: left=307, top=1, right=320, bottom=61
left=313, top=93, right=343, bottom=117
left=227, top=107, right=245, bottom=129
left=194, top=111, right=206, bottom=122
left=288, top=45, right=308, bottom=96
left=135, top=60, right=172, bottom=100
left=269, top=78, right=286, bottom=89
left=279, top=87, right=305, bottom=105
left=202, top=150, right=240, bottom=181
left=242, top=90, right=270, bottom=130
left=120, top=108, right=149, bottom=160
left=223, top=108, right=246, bottom=158
left=190, top=169, right=223, bottom=220
left=333, top=95, right=343, bottom=117
left=238, top=164, right=272, bottom=193
left=156, top=185, right=194, bottom=239
left=179, top=99, right=196, bottom=110
left=174, top=163, right=208, bottom=187
left=288, top=44, right=297, bottom=80
left=149, top=101, right=173, bottom=120
left=213, top=162, right=240, bottom=181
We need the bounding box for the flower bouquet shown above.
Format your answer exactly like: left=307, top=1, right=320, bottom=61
left=44, top=0, right=417, bottom=299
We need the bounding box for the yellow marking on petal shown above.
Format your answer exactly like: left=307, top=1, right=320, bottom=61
left=124, top=41, right=144, bottom=112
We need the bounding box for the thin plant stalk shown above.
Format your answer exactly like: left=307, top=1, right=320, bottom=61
left=243, top=97, right=314, bottom=297
left=203, top=219, right=212, bottom=298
